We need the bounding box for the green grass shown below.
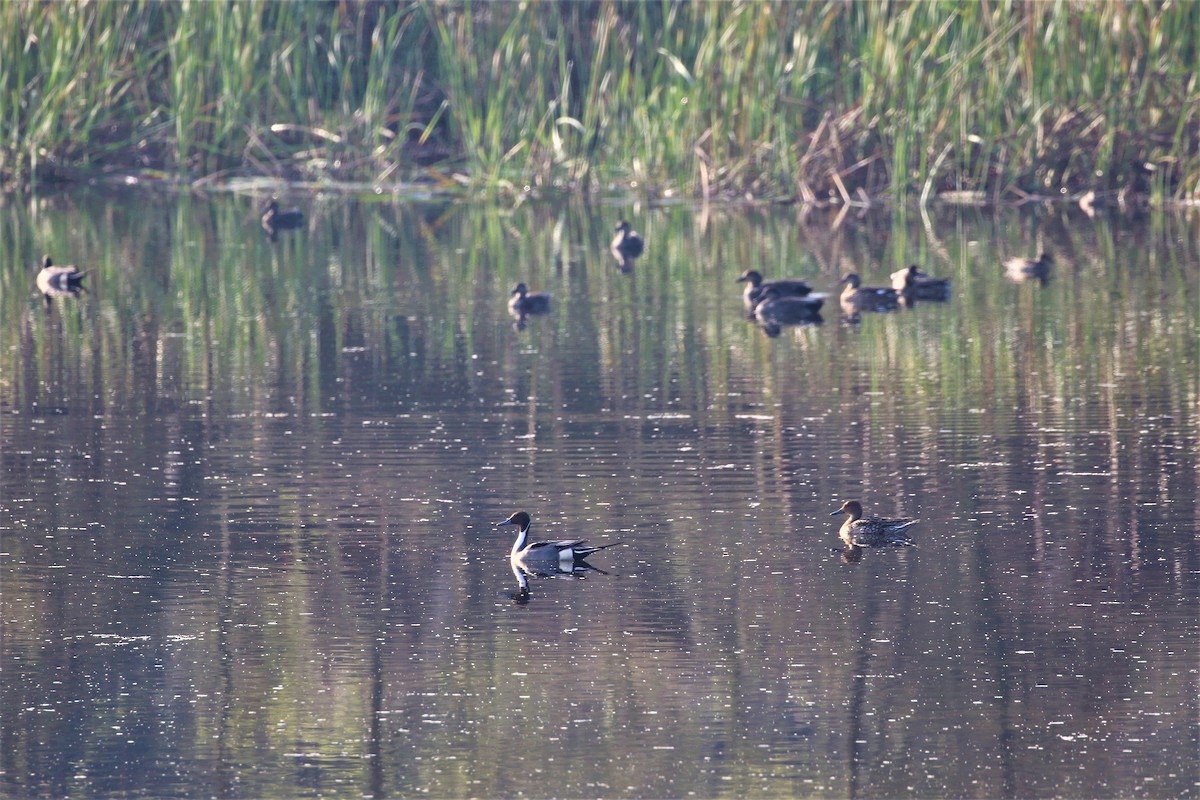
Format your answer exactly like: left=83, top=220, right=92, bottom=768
left=1, top=0, right=1197, bottom=202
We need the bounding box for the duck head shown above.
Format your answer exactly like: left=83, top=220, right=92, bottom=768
left=496, top=511, right=532, bottom=531
left=830, top=500, right=864, bottom=521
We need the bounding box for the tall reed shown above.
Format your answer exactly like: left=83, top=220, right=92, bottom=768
left=1, top=0, right=1196, bottom=201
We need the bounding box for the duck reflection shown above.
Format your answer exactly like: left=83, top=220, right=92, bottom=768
left=507, top=564, right=532, bottom=605
left=506, top=559, right=612, bottom=605
left=837, top=543, right=865, bottom=563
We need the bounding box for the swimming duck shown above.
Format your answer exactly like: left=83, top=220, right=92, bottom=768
left=36, top=255, right=86, bottom=296
left=497, top=511, right=623, bottom=569
left=736, top=269, right=813, bottom=311
left=611, top=220, right=645, bottom=268
left=1004, top=251, right=1053, bottom=284
left=838, top=273, right=900, bottom=312
left=753, top=284, right=824, bottom=329
left=830, top=500, right=916, bottom=547
left=261, top=199, right=305, bottom=238
left=508, top=283, right=552, bottom=316
left=890, top=264, right=951, bottom=301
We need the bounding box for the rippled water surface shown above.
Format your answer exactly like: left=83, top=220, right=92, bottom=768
left=2, top=192, right=1197, bottom=799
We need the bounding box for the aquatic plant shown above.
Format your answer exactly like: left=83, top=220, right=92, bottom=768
left=0, top=0, right=1196, bottom=202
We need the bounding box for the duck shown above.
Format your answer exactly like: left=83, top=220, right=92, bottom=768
left=261, top=199, right=305, bottom=238
left=497, top=511, right=623, bottom=570
left=36, top=255, right=86, bottom=296
left=890, top=264, right=951, bottom=301
left=838, top=273, right=900, bottom=312
left=735, top=269, right=813, bottom=312
left=830, top=500, right=916, bottom=547
left=1004, top=251, right=1053, bottom=283
left=611, top=220, right=645, bottom=268
left=508, top=283, right=552, bottom=316
left=753, top=284, right=824, bottom=330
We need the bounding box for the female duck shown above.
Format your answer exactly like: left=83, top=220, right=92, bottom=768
left=1004, top=251, right=1053, bottom=283
left=830, top=500, right=916, bottom=547
left=838, top=273, right=900, bottom=312
left=497, top=511, right=622, bottom=569
left=36, top=255, right=86, bottom=296
left=736, top=269, right=813, bottom=311
left=890, top=264, right=951, bottom=301
left=611, top=220, right=645, bottom=267
left=508, top=283, right=552, bottom=315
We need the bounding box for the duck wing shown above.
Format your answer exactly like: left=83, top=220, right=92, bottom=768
left=526, top=539, right=588, bottom=552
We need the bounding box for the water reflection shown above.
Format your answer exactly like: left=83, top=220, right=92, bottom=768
left=507, top=559, right=617, bottom=606
left=0, top=191, right=1196, bottom=799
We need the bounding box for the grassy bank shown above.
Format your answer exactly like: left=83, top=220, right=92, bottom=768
left=2, top=0, right=1197, bottom=203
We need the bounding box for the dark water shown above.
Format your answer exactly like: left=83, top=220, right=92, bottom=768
left=2, top=191, right=1197, bottom=799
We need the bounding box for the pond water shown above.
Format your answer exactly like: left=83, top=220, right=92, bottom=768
left=1, top=190, right=1197, bottom=799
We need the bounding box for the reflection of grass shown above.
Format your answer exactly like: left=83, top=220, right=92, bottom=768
left=2, top=193, right=1195, bottom=438
left=2, top=3, right=1197, bottom=200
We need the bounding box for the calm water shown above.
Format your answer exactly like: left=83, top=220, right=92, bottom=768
left=1, top=190, right=1197, bottom=799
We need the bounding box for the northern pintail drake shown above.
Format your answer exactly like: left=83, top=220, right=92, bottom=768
left=1004, top=251, right=1053, bottom=283
left=611, top=220, right=644, bottom=270
left=498, top=511, right=623, bottom=569
left=753, top=284, right=824, bottom=332
left=830, top=500, right=916, bottom=547
left=36, top=255, right=86, bottom=296
left=736, top=269, right=813, bottom=311
left=261, top=199, right=305, bottom=238
left=890, top=264, right=951, bottom=301
left=838, top=273, right=900, bottom=312
left=508, top=282, right=552, bottom=316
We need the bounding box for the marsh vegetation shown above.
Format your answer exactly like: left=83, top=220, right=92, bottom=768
left=3, top=1, right=1197, bottom=203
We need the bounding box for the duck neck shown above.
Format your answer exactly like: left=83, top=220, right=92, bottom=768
left=510, top=523, right=530, bottom=556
